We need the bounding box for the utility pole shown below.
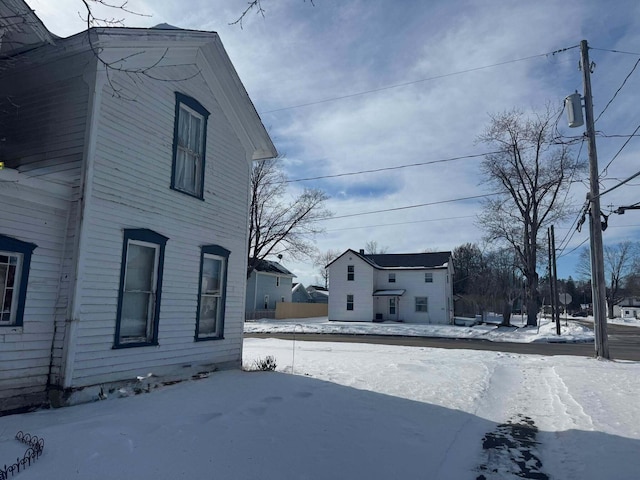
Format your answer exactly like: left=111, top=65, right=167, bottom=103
left=580, top=39, right=610, bottom=359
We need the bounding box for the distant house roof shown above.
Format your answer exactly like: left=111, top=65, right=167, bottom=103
left=365, top=252, right=451, bottom=268
left=253, top=259, right=295, bottom=276
left=327, top=249, right=451, bottom=270
left=307, top=285, right=328, bottom=292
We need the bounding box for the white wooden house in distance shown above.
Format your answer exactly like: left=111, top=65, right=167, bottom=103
left=327, top=249, right=454, bottom=324
left=0, top=4, right=276, bottom=412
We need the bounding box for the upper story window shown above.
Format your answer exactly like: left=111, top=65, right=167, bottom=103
left=276, top=276, right=280, bottom=287
left=425, top=272, right=433, bottom=283
left=171, top=92, right=210, bottom=199
left=114, top=229, right=168, bottom=348
left=196, top=245, right=229, bottom=341
left=347, top=265, right=354, bottom=281
left=0, top=234, right=36, bottom=327
left=388, top=273, right=396, bottom=283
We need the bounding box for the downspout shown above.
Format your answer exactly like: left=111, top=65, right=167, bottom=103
left=60, top=47, right=105, bottom=390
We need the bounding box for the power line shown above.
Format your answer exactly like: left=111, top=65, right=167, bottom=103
left=324, top=215, right=476, bottom=232
left=557, top=236, right=589, bottom=259
left=591, top=47, right=640, bottom=56
left=322, top=193, right=499, bottom=221
left=594, top=57, right=640, bottom=124
left=599, top=169, right=640, bottom=198
left=599, top=121, right=640, bottom=178
left=261, top=45, right=579, bottom=114
left=285, top=151, right=498, bottom=183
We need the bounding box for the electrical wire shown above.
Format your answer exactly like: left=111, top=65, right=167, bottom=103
left=599, top=169, right=640, bottom=198
left=594, top=57, right=640, bottom=124
left=599, top=122, right=640, bottom=178
left=285, top=151, right=499, bottom=183
left=324, top=215, right=476, bottom=232
left=321, top=193, right=499, bottom=221
left=261, top=45, right=579, bottom=114
left=591, top=47, right=640, bottom=56
left=556, top=236, right=589, bottom=259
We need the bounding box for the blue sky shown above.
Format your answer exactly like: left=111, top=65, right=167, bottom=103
left=31, top=0, right=640, bottom=286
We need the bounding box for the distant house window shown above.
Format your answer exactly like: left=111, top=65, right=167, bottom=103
left=389, top=297, right=396, bottom=315
left=388, top=273, right=396, bottom=283
left=347, top=294, right=354, bottom=311
left=415, top=297, right=428, bottom=312
left=347, top=265, right=354, bottom=281
left=264, top=295, right=269, bottom=309
left=115, top=229, right=168, bottom=347
left=425, top=272, right=433, bottom=283
left=281, top=297, right=285, bottom=303
left=196, top=245, right=229, bottom=341
left=0, top=235, right=36, bottom=327
left=171, top=92, right=209, bottom=199
left=276, top=276, right=280, bottom=287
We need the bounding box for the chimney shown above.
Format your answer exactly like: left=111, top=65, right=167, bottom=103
left=359, top=249, right=365, bottom=255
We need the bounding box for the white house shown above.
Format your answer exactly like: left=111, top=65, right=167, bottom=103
left=245, top=260, right=295, bottom=318
left=613, top=298, right=640, bottom=319
left=0, top=5, right=276, bottom=412
left=327, top=249, right=454, bottom=324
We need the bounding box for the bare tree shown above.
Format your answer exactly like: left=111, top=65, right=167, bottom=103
left=477, top=107, right=584, bottom=326
left=313, top=248, right=341, bottom=288
left=364, top=240, right=389, bottom=255
left=248, top=157, right=332, bottom=278
left=230, top=0, right=315, bottom=28
left=577, top=241, right=639, bottom=318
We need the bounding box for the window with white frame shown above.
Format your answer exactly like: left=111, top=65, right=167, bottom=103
left=347, top=265, right=354, bottom=281
left=171, top=92, right=209, bottom=199
left=196, top=245, right=229, bottom=340
left=346, top=294, right=354, bottom=311
left=425, top=272, right=433, bottom=283
left=388, top=273, right=396, bottom=283
left=415, top=296, right=428, bottom=312
left=0, top=235, right=36, bottom=327
left=115, top=229, right=167, bottom=347
left=389, top=297, right=396, bottom=315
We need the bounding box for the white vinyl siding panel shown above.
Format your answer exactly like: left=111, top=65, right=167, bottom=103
left=0, top=181, right=73, bottom=411
left=69, top=58, right=250, bottom=386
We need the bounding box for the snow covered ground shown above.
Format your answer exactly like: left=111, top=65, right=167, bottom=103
left=1, top=333, right=639, bottom=479
left=245, top=315, right=598, bottom=343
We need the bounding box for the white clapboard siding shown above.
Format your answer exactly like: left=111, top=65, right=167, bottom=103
left=328, top=252, right=376, bottom=321
left=0, top=178, right=73, bottom=409
left=67, top=45, right=252, bottom=388
left=0, top=49, right=90, bottom=409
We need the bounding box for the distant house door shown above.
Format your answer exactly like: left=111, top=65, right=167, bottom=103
left=264, top=295, right=269, bottom=309
left=389, top=297, right=396, bottom=319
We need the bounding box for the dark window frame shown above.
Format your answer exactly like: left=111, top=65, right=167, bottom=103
left=114, top=229, right=168, bottom=348
left=347, top=265, right=354, bottom=281
left=170, top=92, right=210, bottom=200
left=346, top=294, right=354, bottom=311
left=415, top=296, right=428, bottom=313
left=0, top=234, right=36, bottom=327
left=195, top=244, right=230, bottom=341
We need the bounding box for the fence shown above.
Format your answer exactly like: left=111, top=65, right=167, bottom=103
left=276, top=302, right=328, bottom=319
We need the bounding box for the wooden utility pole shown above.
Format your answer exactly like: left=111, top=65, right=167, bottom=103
left=551, top=225, right=561, bottom=335
left=580, top=39, right=610, bottom=359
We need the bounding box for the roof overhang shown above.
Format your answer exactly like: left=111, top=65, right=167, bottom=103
left=372, top=289, right=406, bottom=296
